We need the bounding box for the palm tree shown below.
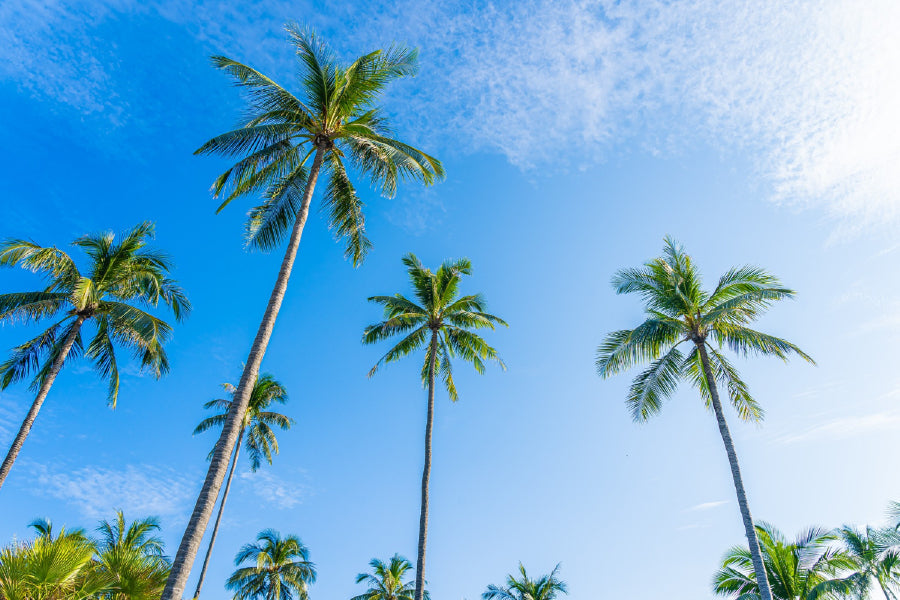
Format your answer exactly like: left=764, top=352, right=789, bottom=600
left=191, top=374, right=293, bottom=599
left=837, top=525, right=900, bottom=600
left=93, top=511, right=170, bottom=600
left=0, top=528, right=109, bottom=600
left=364, top=253, right=506, bottom=600
left=352, top=555, right=423, bottom=600
left=596, top=237, right=814, bottom=600
left=226, top=530, right=316, bottom=600
left=28, top=518, right=89, bottom=544
left=713, top=523, right=854, bottom=600
left=483, top=564, right=567, bottom=600
left=0, top=222, right=189, bottom=491
left=164, top=24, right=443, bottom=599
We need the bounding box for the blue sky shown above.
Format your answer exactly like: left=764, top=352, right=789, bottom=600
left=1, top=1, right=900, bottom=599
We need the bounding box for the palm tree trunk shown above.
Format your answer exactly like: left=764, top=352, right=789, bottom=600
left=162, top=146, right=327, bottom=600
left=414, top=332, right=438, bottom=600
left=192, top=426, right=244, bottom=599
left=0, top=314, right=86, bottom=491
left=696, top=342, right=773, bottom=600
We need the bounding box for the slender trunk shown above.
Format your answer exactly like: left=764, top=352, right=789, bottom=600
left=0, top=314, right=86, bottom=491
left=162, top=147, right=327, bottom=600
left=414, top=332, right=438, bottom=600
left=192, top=427, right=244, bottom=599
left=696, top=342, right=773, bottom=600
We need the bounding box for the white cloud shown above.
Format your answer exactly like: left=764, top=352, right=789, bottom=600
left=776, top=409, right=900, bottom=444
left=687, top=500, right=728, bottom=512
left=3, top=0, right=899, bottom=230
left=238, top=469, right=308, bottom=510
left=31, top=462, right=195, bottom=519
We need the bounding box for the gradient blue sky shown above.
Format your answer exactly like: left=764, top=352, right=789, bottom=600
left=1, top=1, right=899, bottom=599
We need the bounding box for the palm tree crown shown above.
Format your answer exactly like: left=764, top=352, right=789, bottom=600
left=483, top=564, right=568, bottom=600
left=596, top=236, right=813, bottom=422
left=195, top=23, right=444, bottom=264
left=713, top=523, right=854, bottom=600
left=94, top=511, right=171, bottom=600
left=363, top=253, right=507, bottom=398
left=837, top=524, right=900, bottom=600
left=194, top=373, right=294, bottom=471
left=352, top=555, right=423, bottom=600
left=0, top=221, right=189, bottom=405
left=226, top=530, right=316, bottom=600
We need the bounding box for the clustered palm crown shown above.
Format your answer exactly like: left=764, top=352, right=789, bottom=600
left=194, top=373, right=294, bottom=471
left=195, top=23, right=445, bottom=264
left=0, top=222, right=190, bottom=406
left=483, top=564, right=568, bottom=600
left=227, top=529, right=316, bottom=600
left=363, top=253, right=507, bottom=399
left=595, top=236, right=814, bottom=422
left=352, top=555, right=424, bottom=600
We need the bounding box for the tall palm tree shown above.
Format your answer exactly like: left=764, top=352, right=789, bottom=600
left=191, top=374, right=293, bottom=599
left=164, top=24, right=443, bottom=599
left=93, top=511, right=170, bottom=600
left=0, top=222, right=189, bottom=491
left=363, top=253, right=506, bottom=600
left=226, top=530, right=316, bottom=600
left=483, top=564, right=567, bottom=600
left=837, top=525, right=900, bottom=600
left=352, top=555, right=423, bottom=600
left=596, top=237, right=814, bottom=600
left=713, top=523, right=854, bottom=600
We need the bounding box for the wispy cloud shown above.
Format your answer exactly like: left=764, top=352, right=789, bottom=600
left=3, top=0, right=899, bottom=230
left=238, top=469, right=309, bottom=510
left=31, top=462, right=195, bottom=519
left=776, top=409, right=900, bottom=445
left=687, top=500, right=728, bottom=512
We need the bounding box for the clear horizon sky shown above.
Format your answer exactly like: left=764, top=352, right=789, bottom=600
left=1, top=1, right=899, bottom=599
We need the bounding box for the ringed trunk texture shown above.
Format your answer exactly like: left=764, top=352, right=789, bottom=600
left=192, top=426, right=244, bottom=599
left=414, top=332, right=439, bottom=600
left=162, top=147, right=326, bottom=600
left=696, top=342, right=773, bottom=600
left=0, top=314, right=86, bottom=491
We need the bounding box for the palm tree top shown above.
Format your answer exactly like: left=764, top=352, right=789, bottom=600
left=196, top=23, right=445, bottom=265
left=353, top=554, right=424, bottom=600
left=596, top=236, right=814, bottom=423
left=95, top=510, right=166, bottom=558
left=483, top=564, right=567, bottom=600
left=227, top=529, right=316, bottom=600
left=363, top=253, right=507, bottom=400
left=193, top=372, right=294, bottom=471
left=0, top=222, right=190, bottom=406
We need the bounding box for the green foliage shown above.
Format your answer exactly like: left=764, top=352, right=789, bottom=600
left=352, top=555, right=424, bottom=600
left=194, top=373, right=294, bottom=471
left=363, top=253, right=507, bottom=399
left=482, top=564, right=567, bottom=600
left=713, top=522, right=855, bottom=600
left=196, top=24, right=444, bottom=265
left=0, top=222, right=189, bottom=407
left=596, top=236, right=813, bottom=422
left=0, top=513, right=171, bottom=600
left=226, top=530, right=316, bottom=600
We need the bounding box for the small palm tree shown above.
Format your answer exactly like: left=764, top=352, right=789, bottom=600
left=191, top=374, right=293, bottom=599
left=165, top=25, right=443, bottom=599
left=0, top=222, right=189, bottom=491
left=837, top=525, right=900, bottom=600
left=226, top=530, right=316, bottom=600
left=483, top=564, right=567, bottom=600
left=713, top=523, right=854, bottom=600
left=596, top=237, right=814, bottom=600
left=0, top=528, right=109, bottom=600
left=93, top=511, right=170, bottom=600
left=364, top=253, right=506, bottom=600
left=352, top=555, right=423, bottom=600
